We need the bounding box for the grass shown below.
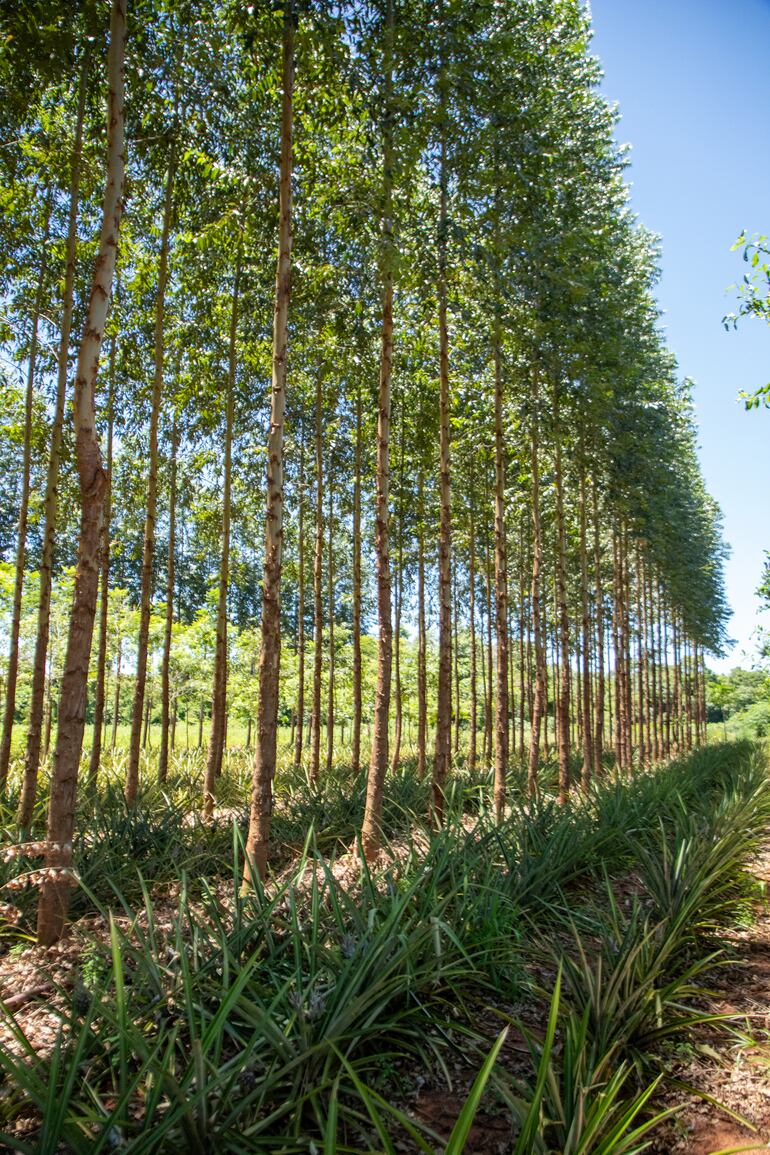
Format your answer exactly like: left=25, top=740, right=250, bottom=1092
left=0, top=740, right=767, bottom=1151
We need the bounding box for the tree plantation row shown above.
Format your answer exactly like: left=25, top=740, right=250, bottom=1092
left=0, top=0, right=728, bottom=945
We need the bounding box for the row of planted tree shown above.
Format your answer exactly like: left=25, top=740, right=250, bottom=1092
left=0, top=0, right=727, bottom=944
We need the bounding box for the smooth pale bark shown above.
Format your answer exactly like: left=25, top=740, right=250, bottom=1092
left=21, top=56, right=89, bottom=824
left=158, top=415, right=178, bottom=784
left=204, top=248, right=241, bottom=813
left=37, top=0, right=126, bottom=946
left=351, top=383, right=362, bottom=773
left=87, top=336, right=116, bottom=790
left=492, top=328, right=508, bottom=821
left=309, top=368, right=324, bottom=784
left=243, top=1, right=294, bottom=883
left=293, top=425, right=306, bottom=768
left=0, top=202, right=50, bottom=791
left=127, top=145, right=176, bottom=805
left=361, top=0, right=395, bottom=861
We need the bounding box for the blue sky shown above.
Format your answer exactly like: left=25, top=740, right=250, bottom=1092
left=588, top=0, right=770, bottom=671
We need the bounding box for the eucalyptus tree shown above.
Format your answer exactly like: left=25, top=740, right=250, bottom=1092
left=37, top=0, right=126, bottom=947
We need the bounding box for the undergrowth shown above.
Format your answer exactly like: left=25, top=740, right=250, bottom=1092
left=0, top=740, right=766, bottom=1152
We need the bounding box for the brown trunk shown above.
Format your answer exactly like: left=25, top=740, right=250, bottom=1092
left=243, top=1, right=294, bottom=882
left=0, top=200, right=50, bottom=791
left=351, top=382, right=363, bottom=773
left=86, top=336, right=116, bottom=790
left=325, top=465, right=335, bottom=775
left=468, top=467, right=477, bottom=772
left=431, top=116, right=452, bottom=826
left=21, top=56, right=89, bottom=822
left=391, top=411, right=404, bottom=773
left=127, top=144, right=176, bottom=804
left=309, top=366, right=324, bottom=784
left=294, top=423, right=306, bottom=768
left=417, top=474, right=427, bottom=777
left=553, top=381, right=570, bottom=804
left=361, top=0, right=395, bottom=860
left=204, top=246, right=241, bottom=814
left=493, top=327, right=508, bottom=821
left=37, top=0, right=126, bottom=946
left=579, top=458, right=592, bottom=791
left=158, top=415, right=178, bottom=784
left=527, top=417, right=545, bottom=797
left=592, top=479, right=605, bottom=777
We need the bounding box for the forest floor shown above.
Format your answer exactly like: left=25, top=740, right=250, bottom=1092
left=1, top=744, right=769, bottom=1152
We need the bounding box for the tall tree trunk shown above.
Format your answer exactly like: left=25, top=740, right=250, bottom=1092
left=127, top=143, right=176, bottom=804
left=493, top=326, right=508, bottom=821
left=204, top=247, right=241, bottom=814
left=243, top=1, right=294, bottom=882
left=0, top=200, right=51, bottom=791
left=391, top=407, right=404, bottom=773
left=553, top=381, right=570, bottom=804
left=468, top=467, right=477, bottom=772
left=325, top=465, right=335, bottom=775
left=309, top=366, right=324, bottom=784
left=37, top=0, right=126, bottom=946
left=351, top=381, right=363, bottom=773
left=416, top=473, right=427, bottom=777
left=592, top=478, right=605, bottom=777
left=527, top=417, right=545, bottom=797
left=158, top=415, right=178, bottom=784
left=294, top=423, right=306, bottom=768
left=432, top=114, right=452, bottom=826
left=20, top=56, right=89, bottom=824
left=361, top=0, right=395, bottom=861
left=87, top=336, right=116, bottom=790
left=579, top=455, right=592, bottom=791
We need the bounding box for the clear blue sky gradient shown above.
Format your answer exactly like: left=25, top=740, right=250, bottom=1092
left=588, top=0, right=770, bottom=671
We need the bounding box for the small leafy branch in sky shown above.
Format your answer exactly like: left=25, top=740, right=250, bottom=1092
left=725, top=231, right=770, bottom=409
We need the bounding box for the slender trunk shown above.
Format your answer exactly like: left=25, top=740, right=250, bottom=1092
left=158, top=415, right=178, bottom=784
left=432, top=116, right=452, bottom=826
left=204, top=247, right=241, bottom=813
left=579, top=457, right=592, bottom=791
left=21, top=55, right=89, bottom=820
left=468, top=469, right=477, bottom=772
left=294, top=424, right=306, bottom=768
left=493, top=325, right=508, bottom=821
left=37, top=0, right=126, bottom=945
left=527, top=417, right=545, bottom=797
left=309, top=367, right=324, bottom=784
left=391, top=411, right=404, bottom=773
left=417, top=474, right=427, bottom=777
left=325, top=466, right=335, bottom=775
left=361, top=0, right=395, bottom=860
left=0, top=201, right=50, bottom=791
left=592, top=479, right=605, bottom=777
left=553, top=381, right=569, bottom=804
left=87, top=337, right=116, bottom=790
left=127, top=143, right=176, bottom=804
left=243, top=2, right=294, bottom=882
left=351, top=382, right=363, bottom=773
